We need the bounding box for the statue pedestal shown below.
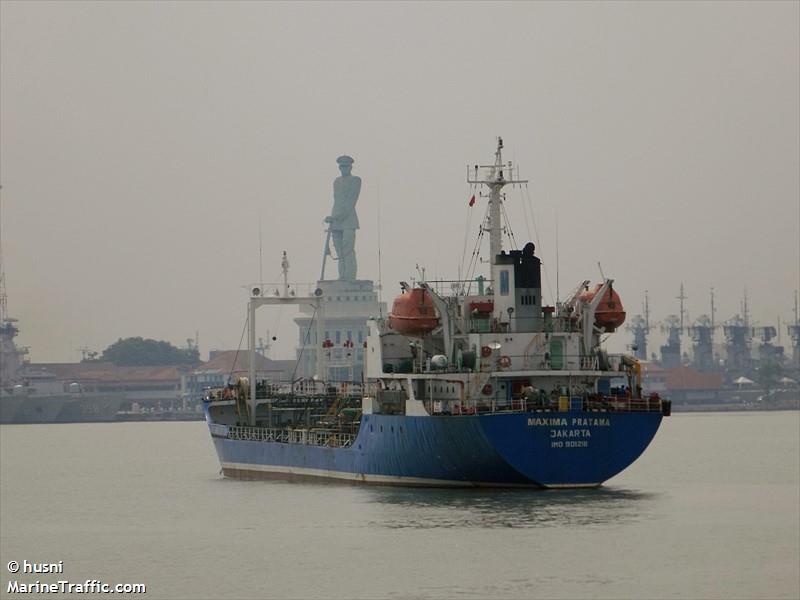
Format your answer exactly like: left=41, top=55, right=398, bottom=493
left=315, top=280, right=379, bottom=316
left=295, top=279, right=386, bottom=382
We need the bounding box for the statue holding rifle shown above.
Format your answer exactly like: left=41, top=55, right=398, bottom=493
left=322, top=155, right=361, bottom=281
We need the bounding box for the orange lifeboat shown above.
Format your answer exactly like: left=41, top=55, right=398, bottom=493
left=388, top=288, right=440, bottom=335
left=578, top=283, right=626, bottom=331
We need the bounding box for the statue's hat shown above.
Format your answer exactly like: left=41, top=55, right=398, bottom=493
left=336, top=155, right=354, bottom=166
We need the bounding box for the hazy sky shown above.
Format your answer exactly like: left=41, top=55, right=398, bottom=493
left=1, top=1, right=798, bottom=363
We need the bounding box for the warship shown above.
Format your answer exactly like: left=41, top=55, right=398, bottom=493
left=0, top=332, right=126, bottom=424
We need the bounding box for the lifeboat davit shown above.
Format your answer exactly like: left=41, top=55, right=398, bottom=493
left=388, top=288, right=440, bottom=336
left=578, top=283, right=626, bottom=331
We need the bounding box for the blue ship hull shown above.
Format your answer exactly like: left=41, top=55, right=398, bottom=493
left=208, top=411, right=663, bottom=488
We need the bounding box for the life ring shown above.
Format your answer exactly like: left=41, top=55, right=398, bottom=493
left=482, top=384, right=493, bottom=395
left=481, top=345, right=492, bottom=358
left=499, top=355, right=511, bottom=369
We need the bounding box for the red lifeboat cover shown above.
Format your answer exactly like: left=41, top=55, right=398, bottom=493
left=388, top=288, right=440, bottom=335
left=578, top=283, right=626, bottom=331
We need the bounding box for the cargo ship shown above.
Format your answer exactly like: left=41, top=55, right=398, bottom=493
left=204, top=139, right=670, bottom=488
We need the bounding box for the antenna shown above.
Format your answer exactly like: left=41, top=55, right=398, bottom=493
left=258, top=213, right=263, bottom=287
left=555, top=214, right=560, bottom=303
left=377, top=182, right=383, bottom=315
left=644, top=290, right=650, bottom=332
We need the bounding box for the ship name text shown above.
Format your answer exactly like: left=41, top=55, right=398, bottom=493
left=527, top=417, right=610, bottom=449
left=527, top=417, right=610, bottom=427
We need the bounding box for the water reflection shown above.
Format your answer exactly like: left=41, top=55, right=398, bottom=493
left=362, top=486, right=661, bottom=529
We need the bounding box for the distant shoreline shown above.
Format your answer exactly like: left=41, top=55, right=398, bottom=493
left=671, top=398, right=799, bottom=413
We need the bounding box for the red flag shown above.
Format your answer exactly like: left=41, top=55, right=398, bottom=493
left=468, top=194, right=476, bottom=207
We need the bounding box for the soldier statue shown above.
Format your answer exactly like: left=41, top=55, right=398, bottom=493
left=324, top=155, right=361, bottom=280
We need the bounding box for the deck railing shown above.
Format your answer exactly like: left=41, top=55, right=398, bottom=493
left=227, top=425, right=355, bottom=448
left=206, top=382, right=364, bottom=404
left=382, top=352, right=620, bottom=375
left=433, top=395, right=665, bottom=416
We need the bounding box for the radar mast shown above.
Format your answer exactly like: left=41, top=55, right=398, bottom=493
left=467, top=137, right=527, bottom=265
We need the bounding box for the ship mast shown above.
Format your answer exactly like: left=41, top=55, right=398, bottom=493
left=467, top=137, right=527, bottom=266
left=0, top=185, right=7, bottom=325
left=0, top=186, right=15, bottom=332
left=710, top=287, right=716, bottom=331
left=677, top=282, right=687, bottom=332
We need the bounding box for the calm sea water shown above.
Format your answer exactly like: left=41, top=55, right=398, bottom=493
left=1, top=412, right=798, bottom=600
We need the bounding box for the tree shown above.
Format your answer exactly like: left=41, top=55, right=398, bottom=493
left=100, top=337, right=200, bottom=366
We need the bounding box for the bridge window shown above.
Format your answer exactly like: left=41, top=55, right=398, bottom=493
left=500, top=270, right=509, bottom=296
